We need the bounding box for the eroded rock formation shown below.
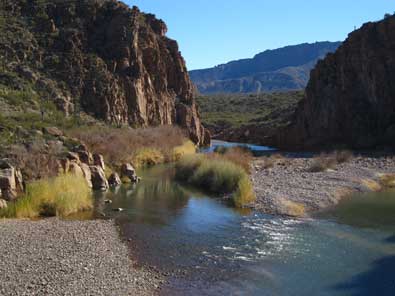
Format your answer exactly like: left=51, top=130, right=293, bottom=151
left=1, top=0, right=209, bottom=145
left=280, top=16, right=395, bottom=149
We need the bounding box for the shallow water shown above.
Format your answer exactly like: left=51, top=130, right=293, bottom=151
left=95, top=165, right=395, bottom=296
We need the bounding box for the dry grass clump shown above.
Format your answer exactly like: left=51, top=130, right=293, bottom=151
left=67, top=125, right=188, bottom=166
left=379, top=174, right=395, bottom=188
left=308, top=150, right=353, bottom=173
left=175, top=154, right=256, bottom=207
left=1, top=174, right=92, bottom=218
left=172, top=141, right=196, bottom=161
left=133, top=148, right=165, bottom=168
left=279, top=199, right=306, bottom=217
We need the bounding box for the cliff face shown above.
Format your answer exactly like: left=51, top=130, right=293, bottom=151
left=190, top=42, right=341, bottom=94
left=0, top=0, right=210, bottom=145
left=280, top=16, right=395, bottom=149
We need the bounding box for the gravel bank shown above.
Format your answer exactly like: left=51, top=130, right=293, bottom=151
left=252, top=155, right=395, bottom=216
left=0, top=218, right=162, bottom=296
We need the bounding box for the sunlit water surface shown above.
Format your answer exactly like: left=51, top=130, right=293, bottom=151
left=86, top=164, right=395, bottom=296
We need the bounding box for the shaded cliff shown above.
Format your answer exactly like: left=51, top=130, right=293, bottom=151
left=0, top=0, right=209, bottom=145
left=279, top=16, right=395, bottom=150
left=190, top=42, right=340, bottom=94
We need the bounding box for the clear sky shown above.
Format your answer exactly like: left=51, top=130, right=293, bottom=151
left=125, top=0, right=394, bottom=70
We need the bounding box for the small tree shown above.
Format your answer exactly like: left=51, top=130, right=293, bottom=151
left=384, top=13, right=392, bottom=19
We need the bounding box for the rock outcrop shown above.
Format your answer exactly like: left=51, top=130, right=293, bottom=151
left=0, top=160, right=24, bottom=201
left=280, top=16, right=395, bottom=150
left=1, top=0, right=210, bottom=145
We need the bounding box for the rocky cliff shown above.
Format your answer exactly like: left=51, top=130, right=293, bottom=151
left=190, top=42, right=341, bottom=94
left=0, top=0, right=210, bottom=145
left=280, top=16, right=395, bottom=150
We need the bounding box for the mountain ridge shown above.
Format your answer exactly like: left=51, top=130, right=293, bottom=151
left=190, top=41, right=341, bottom=94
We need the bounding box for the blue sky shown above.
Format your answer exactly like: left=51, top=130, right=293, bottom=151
left=126, top=0, right=393, bottom=70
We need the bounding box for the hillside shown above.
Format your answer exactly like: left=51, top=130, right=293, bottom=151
left=196, top=91, right=304, bottom=144
left=280, top=16, right=395, bottom=150
left=190, top=42, right=341, bottom=94
left=0, top=0, right=210, bottom=146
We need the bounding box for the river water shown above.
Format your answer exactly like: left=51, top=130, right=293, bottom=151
left=90, top=163, right=395, bottom=296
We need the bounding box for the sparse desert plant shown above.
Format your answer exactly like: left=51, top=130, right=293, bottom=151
left=335, top=150, right=353, bottom=164
left=1, top=174, right=92, bottom=218
left=379, top=174, right=395, bottom=188
left=232, top=176, right=256, bottom=207
left=308, top=153, right=338, bottom=172
left=222, top=147, right=253, bottom=173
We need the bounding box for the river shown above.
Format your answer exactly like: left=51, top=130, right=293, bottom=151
left=87, top=142, right=395, bottom=295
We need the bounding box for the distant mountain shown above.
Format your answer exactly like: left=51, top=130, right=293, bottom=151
left=189, top=42, right=341, bottom=94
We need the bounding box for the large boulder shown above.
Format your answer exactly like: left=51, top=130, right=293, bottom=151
left=108, top=172, right=122, bottom=187
left=90, top=166, right=109, bottom=191
left=93, top=154, right=105, bottom=171
left=0, top=160, right=24, bottom=201
left=43, top=127, right=63, bottom=137
left=77, top=151, right=93, bottom=165
left=80, top=163, right=93, bottom=188
left=121, top=163, right=137, bottom=182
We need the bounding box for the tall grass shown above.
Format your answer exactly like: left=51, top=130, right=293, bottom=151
left=0, top=174, right=92, bottom=218
left=175, top=154, right=255, bottom=207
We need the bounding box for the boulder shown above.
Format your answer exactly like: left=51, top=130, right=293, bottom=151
left=43, top=127, right=63, bottom=137
left=90, top=166, right=109, bottom=191
left=93, top=154, right=105, bottom=170
left=65, top=152, right=80, bottom=163
left=121, top=163, right=137, bottom=182
left=80, top=163, right=93, bottom=188
left=108, top=172, right=122, bottom=187
left=78, top=151, right=93, bottom=165
left=0, top=160, right=24, bottom=200
left=68, top=162, right=84, bottom=178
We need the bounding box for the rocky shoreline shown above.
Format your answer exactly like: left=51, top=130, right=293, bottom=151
left=0, top=218, right=163, bottom=296
left=251, top=155, right=395, bottom=216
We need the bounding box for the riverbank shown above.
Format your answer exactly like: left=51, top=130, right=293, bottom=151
left=252, top=155, right=395, bottom=216
left=0, top=218, right=163, bottom=296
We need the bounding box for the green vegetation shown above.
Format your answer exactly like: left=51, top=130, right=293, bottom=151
left=0, top=174, right=92, bottom=218
left=196, top=91, right=304, bottom=130
left=175, top=152, right=255, bottom=207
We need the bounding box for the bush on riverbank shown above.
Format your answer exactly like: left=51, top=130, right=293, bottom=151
left=175, top=154, right=255, bottom=207
left=67, top=126, right=192, bottom=167
left=308, top=150, right=354, bottom=172
left=0, top=174, right=92, bottom=218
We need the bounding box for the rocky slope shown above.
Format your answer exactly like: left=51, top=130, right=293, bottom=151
left=190, top=42, right=340, bottom=94
left=0, top=0, right=209, bottom=145
left=280, top=16, right=395, bottom=150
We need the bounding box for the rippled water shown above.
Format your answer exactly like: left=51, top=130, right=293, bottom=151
left=94, top=165, right=395, bottom=296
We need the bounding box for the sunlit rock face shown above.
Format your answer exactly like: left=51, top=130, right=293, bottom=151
left=280, top=16, right=395, bottom=150
left=1, top=0, right=210, bottom=145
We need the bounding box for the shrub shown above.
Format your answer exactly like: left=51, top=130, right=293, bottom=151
left=222, top=147, right=252, bottom=173
left=335, top=150, right=353, bottom=163
left=172, top=141, right=196, bottom=161
left=133, top=148, right=164, bottom=168
left=1, top=174, right=92, bottom=218
left=175, top=154, right=256, bottom=207
left=308, top=153, right=338, bottom=172
left=67, top=125, right=187, bottom=166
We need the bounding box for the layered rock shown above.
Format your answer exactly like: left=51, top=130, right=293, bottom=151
left=280, top=16, right=395, bottom=149
left=1, top=0, right=209, bottom=145
left=0, top=160, right=24, bottom=201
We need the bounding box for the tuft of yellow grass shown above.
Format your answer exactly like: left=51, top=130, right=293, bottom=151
left=379, top=174, right=395, bottom=188
left=133, top=148, right=165, bottom=168
left=1, top=174, right=92, bottom=219
left=279, top=199, right=306, bottom=217
left=172, top=141, right=196, bottom=161
left=232, top=176, right=256, bottom=208
left=361, top=179, right=382, bottom=192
